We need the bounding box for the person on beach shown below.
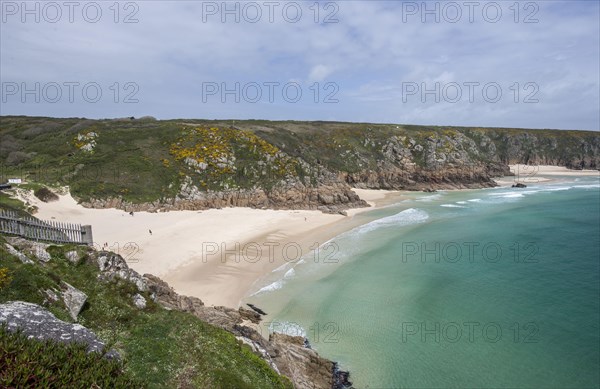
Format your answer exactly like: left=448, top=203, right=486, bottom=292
left=149, top=229, right=152, bottom=235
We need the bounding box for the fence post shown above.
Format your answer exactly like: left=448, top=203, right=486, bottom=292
left=81, top=225, right=94, bottom=246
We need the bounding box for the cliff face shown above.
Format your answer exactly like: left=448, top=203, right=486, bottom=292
left=485, top=130, right=600, bottom=168
left=0, top=236, right=350, bottom=388
left=77, top=126, right=598, bottom=212
left=142, top=272, right=350, bottom=389
left=80, top=177, right=368, bottom=214
left=254, top=126, right=599, bottom=193
left=1, top=117, right=598, bottom=212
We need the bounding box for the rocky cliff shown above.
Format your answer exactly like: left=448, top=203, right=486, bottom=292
left=0, top=237, right=352, bottom=388
left=1, top=117, right=598, bottom=212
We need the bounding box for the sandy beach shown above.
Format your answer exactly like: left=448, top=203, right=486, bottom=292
left=12, top=188, right=392, bottom=307
left=9, top=165, right=596, bottom=307
left=493, top=164, right=599, bottom=186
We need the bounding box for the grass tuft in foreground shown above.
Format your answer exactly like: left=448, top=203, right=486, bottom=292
left=0, top=325, right=144, bottom=388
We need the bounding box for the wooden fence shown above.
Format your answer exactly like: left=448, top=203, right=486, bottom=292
left=0, top=210, right=93, bottom=245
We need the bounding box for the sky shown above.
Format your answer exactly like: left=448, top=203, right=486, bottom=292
left=1, top=0, right=599, bottom=130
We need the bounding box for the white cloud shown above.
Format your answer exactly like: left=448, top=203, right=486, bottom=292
left=0, top=1, right=598, bottom=130
left=308, top=64, right=334, bottom=83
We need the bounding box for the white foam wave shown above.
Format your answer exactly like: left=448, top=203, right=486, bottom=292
left=251, top=280, right=284, bottom=296
left=440, top=204, right=466, bottom=208
left=501, top=193, right=525, bottom=198
left=416, top=194, right=442, bottom=202
left=573, top=184, right=600, bottom=189
left=456, top=201, right=467, bottom=204
left=269, top=321, right=306, bottom=338
left=490, top=191, right=528, bottom=198
left=350, top=208, right=429, bottom=235
left=284, top=268, right=296, bottom=279
left=467, top=199, right=482, bottom=202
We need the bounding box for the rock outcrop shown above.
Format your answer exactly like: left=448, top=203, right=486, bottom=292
left=269, top=332, right=338, bottom=389
left=0, top=301, right=119, bottom=359
left=2, top=239, right=351, bottom=388
left=93, top=251, right=147, bottom=292
left=65, top=250, right=81, bottom=264
left=132, top=293, right=147, bottom=309
left=4, top=243, right=34, bottom=264
left=140, top=272, right=350, bottom=389
left=60, top=281, right=87, bottom=321
left=6, top=237, right=51, bottom=262
left=80, top=177, right=369, bottom=215
left=81, top=253, right=349, bottom=388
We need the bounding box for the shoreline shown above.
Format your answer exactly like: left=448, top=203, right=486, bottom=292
left=493, top=164, right=599, bottom=186
left=117, top=188, right=400, bottom=308
left=10, top=187, right=395, bottom=308
left=7, top=165, right=597, bottom=308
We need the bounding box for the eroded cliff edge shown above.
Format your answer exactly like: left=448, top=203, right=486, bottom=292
left=0, top=237, right=352, bottom=388
left=1, top=117, right=598, bottom=213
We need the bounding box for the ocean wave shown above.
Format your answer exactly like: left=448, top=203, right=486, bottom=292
left=487, top=183, right=599, bottom=201
left=502, top=193, right=525, bottom=198
left=467, top=198, right=482, bottom=202
left=269, top=321, right=306, bottom=338
left=254, top=209, right=429, bottom=296
left=251, top=280, right=284, bottom=296
left=440, top=204, right=467, bottom=208
left=497, top=183, right=597, bottom=197
left=572, top=184, right=600, bottom=189
left=284, top=268, right=296, bottom=279
left=349, top=208, right=429, bottom=235
left=490, top=191, right=529, bottom=198
left=415, top=194, right=442, bottom=202
left=456, top=201, right=467, bottom=204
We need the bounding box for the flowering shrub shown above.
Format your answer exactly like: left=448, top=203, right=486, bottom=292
left=170, top=127, right=298, bottom=190
left=73, top=132, right=98, bottom=152
left=0, top=267, right=11, bottom=289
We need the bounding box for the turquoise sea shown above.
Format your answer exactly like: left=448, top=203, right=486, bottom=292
left=245, top=174, right=600, bottom=388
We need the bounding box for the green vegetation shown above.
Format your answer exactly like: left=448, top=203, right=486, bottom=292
left=0, top=192, right=35, bottom=215
left=0, top=267, right=11, bottom=289
left=0, top=236, right=292, bottom=388
left=1, top=116, right=597, bottom=204
left=1, top=325, right=144, bottom=388
left=170, top=126, right=299, bottom=190
left=34, top=186, right=59, bottom=202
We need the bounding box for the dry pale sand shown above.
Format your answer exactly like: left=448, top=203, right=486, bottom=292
left=12, top=188, right=387, bottom=307
left=494, top=165, right=599, bottom=186
left=15, top=165, right=594, bottom=307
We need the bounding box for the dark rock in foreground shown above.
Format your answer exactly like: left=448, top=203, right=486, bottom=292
left=247, top=303, right=268, bottom=315
left=333, top=362, right=353, bottom=388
